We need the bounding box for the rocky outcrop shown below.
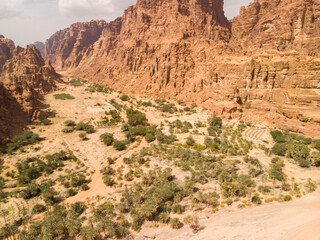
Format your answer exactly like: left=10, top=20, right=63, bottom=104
left=0, top=36, right=59, bottom=144
left=43, top=20, right=107, bottom=69
left=43, top=0, right=320, bottom=137
left=231, top=0, right=320, bottom=57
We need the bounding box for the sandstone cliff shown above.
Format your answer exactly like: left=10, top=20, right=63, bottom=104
left=0, top=36, right=59, bottom=144
left=43, top=0, right=320, bottom=137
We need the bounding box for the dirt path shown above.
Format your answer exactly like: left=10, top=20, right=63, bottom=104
left=65, top=139, right=149, bottom=203
left=138, top=189, right=320, bottom=240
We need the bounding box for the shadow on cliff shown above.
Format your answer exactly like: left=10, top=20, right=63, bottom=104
left=0, top=84, right=29, bottom=149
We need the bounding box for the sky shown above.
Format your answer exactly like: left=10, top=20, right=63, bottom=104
left=0, top=0, right=252, bottom=47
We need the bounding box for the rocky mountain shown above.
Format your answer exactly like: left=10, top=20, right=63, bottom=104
left=43, top=0, right=320, bottom=136
left=33, top=41, right=45, bottom=56
left=0, top=36, right=59, bottom=145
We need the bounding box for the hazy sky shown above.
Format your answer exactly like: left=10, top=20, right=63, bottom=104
left=0, top=0, right=252, bottom=47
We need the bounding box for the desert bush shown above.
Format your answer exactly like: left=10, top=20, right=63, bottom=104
left=186, top=136, right=195, bottom=147
left=41, top=119, right=52, bottom=125
left=62, top=127, right=74, bottom=133
left=103, top=175, right=116, bottom=186
left=251, top=195, right=261, bottom=204
left=159, top=212, right=170, bottom=223
left=286, top=143, right=310, bottom=161
left=79, top=133, right=87, bottom=141
left=64, top=120, right=76, bottom=127
left=170, top=218, right=183, bottom=229
left=297, top=158, right=311, bottom=168
left=172, top=204, right=184, bottom=214
left=65, top=188, right=77, bottom=198
left=100, top=133, right=114, bottom=146
left=258, top=185, right=271, bottom=194
left=314, top=139, right=320, bottom=151
left=54, top=93, right=75, bottom=100
left=281, top=182, right=291, bottom=191
left=208, top=114, right=222, bottom=128
left=270, top=130, right=286, bottom=143
left=126, top=109, right=148, bottom=126
left=120, top=94, right=129, bottom=101
left=76, top=122, right=95, bottom=134
left=268, top=158, right=286, bottom=181
left=31, top=204, right=46, bottom=214
left=6, top=131, right=42, bottom=154
left=145, top=133, right=156, bottom=143
left=312, top=152, right=320, bottom=166
left=283, top=195, right=292, bottom=201
left=272, top=143, right=287, bottom=156
left=113, top=141, right=126, bottom=151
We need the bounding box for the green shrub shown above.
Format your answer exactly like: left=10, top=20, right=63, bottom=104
left=269, top=159, right=286, bottom=181
left=312, top=152, right=320, bottom=166
left=298, top=158, right=311, bottom=168
left=314, top=139, right=320, bottom=151
left=103, top=175, right=116, bottom=186
left=6, top=131, right=42, bottom=154
left=172, top=204, right=184, bottom=214
left=161, top=104, right=174, bottom=113
left=170, top=218, right=183, bottom=229
left=186, top=136, right=195, bottom=147
left=76, top=122, right=95, bottom=134
left=69, top=78, right=84, bottom=87
left=62, top=127, right=74, bottom=133
left=258, top=185, right=271, bottom=194
left=41, top=119, right=52, bottom=125
left=64, top=120, right=76, bottom=127
left=145, top=133, right=156, bottom=143
left=100, top=133, right=114, bottom=146
left=281, top=182, right=291, bottom=191
left=156, top=132, right=177, bottom=144
left=208, top=114, right=222, bottom=128
left=286, top=143, right=310, bottom=161
left=270, top=130, right=286, bottom=143
left=251, top=195, right=261, bottom=204
left=113, top=141, right=126, bottom=151
left=54, top=93, right=75, bottom=100
left=284, top=195, right=292, bottom=201
left=65, top=188, right=77, bottom=198
left=272, top=143, right=287, bottom=156
left=79, top=133, right=87, bottom=141
left=80, top=184, right=89, bottom=191
left=120, top=94, right=129, bottom=101
left=126, top=109, right=148, bottom=126
left=31, top=204, right=46, bottom=214
left=159, top=212, right=170, bottom=223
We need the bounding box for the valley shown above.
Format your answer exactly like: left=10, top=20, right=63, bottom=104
left=0, top=75, right=319, bottom=239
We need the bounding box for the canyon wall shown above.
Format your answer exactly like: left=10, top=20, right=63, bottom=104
left=43, top=0, right=320, bottom=136
left=0, top=36, right=59, bottom=144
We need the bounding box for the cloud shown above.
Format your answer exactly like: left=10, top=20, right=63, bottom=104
left=58, top=0, right=136, bottom=19
left=0, top=0, right=24, bottom=19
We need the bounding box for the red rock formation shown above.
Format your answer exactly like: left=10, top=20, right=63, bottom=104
left=43, top=0, right=320, bottom=137
left=44, top=20, right=107, bottom=69
left=0, top=37, right=59, bottom=144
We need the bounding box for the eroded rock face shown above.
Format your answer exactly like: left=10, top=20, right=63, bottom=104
left=43, top=0, right=320, bottom=136
left=0, top=37, right=59, bottom=144
left=43, top=20, right=107, bottom=69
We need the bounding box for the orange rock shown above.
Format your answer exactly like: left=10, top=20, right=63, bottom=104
left=43, top=0, right=320, bottom=137
left=0, top=37, right=59, bottom=144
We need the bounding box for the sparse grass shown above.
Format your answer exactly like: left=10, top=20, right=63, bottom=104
left=54, top=93, right=75, bottom=100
